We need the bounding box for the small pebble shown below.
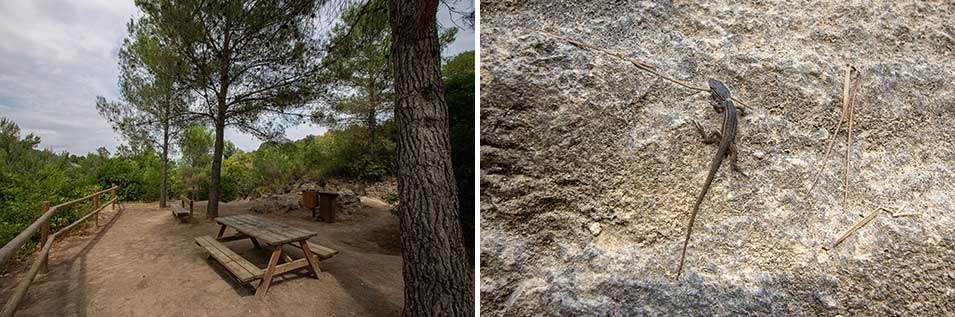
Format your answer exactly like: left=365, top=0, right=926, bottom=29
left=588, top=222, right=602, bottom=236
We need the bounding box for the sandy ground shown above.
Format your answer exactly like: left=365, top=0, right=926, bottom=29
left=0, top=197, right=403, bottom=316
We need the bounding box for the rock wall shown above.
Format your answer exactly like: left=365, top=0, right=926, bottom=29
left=480, top=1, right=955, bottom=315
left=248, top=179, right=365, bottom=215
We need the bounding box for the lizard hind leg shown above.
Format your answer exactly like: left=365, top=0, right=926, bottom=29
left=704, top=131, right=722, bottom=145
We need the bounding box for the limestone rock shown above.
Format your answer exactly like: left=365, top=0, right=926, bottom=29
left=480, top=1, right=955, bottom=315
left=335, top=190, right=361, bottom=214
left=248, top=193, right=300, bottom=213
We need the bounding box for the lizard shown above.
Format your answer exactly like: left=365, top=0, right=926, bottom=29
left=675, top=79, right=747, bottom=278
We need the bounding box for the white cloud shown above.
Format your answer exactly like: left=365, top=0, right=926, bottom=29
left=0, top=1, right=474, bottom=154
left=0, top=0, right=135, bottom=154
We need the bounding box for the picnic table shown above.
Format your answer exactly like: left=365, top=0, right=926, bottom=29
left=194, top=214, right=338, bottom=296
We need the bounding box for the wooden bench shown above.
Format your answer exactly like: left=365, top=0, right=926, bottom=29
left=171, top=196, right=194, bottom=222
left=170, top=204, right=190, bottom=222
left=195, top=235, right=263, bottom=284
left=288, top=242, right=339, bottom=260
left=276, top=241, right=340, bottom=260
left=262, top=242, right=340, bottom=266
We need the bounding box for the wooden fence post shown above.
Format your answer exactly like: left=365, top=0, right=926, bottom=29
left=93, top=194, right=99, bottom=227
left=111, top=184, right=116, bottom=211
left=39, top=201, right=50, bottom=273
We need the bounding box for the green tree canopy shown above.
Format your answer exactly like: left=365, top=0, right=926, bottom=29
left=178, top=125, right=213, bottom=199
left=134, top=0, right=327, bottom=217
left=97, top=15, right=194, bottom=207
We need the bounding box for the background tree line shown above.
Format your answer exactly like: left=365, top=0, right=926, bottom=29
left=0, top=48, right=471, bottom=250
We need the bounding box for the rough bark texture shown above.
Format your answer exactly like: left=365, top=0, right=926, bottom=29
left=369, top=90, right=378, bottom=158
left=481, top=0, right=955, bottom=316
left=207, top=119, right=225, bottom=219
left=159, top=124, right=168, bottom=208
left=391, top=0, right=475, bottom=315
left=207, top=28, right=232, bottom=219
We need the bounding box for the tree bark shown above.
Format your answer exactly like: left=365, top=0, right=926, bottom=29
left=208, top=27, right=231, bottom=219
left=160, top=124, right=168, bottom=208
left=207, top=116, right=225, bottom=218
left=368, top=89, right=378, bottom=159
left=390, top=1, right=474, bottom=316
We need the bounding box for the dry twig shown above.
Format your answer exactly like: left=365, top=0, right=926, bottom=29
left=826, top=206, right=881, bottom=250
left=866, top=201, right=921, bottom=218
left=533, top=29, right=754, bottom=110
left=809, top=66, right=853, bottom=192
left=843, top=77, right=861, bottom=209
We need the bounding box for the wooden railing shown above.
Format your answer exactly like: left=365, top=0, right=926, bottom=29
left=0, top=185, right=121, bottom=316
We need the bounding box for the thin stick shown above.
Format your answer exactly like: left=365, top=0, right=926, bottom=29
left=888, top=212, right=921, bottom=218
left=862, top=200, right=921, bottom=217
left=880, top=202, right=920, bottom=218
left=808, top=66, right=852, bottom=192
left=843, top=77, right=861, bottom=209
left=826, top=206, right=881, bottom=250
left=534, top=29, right=754, bottom=110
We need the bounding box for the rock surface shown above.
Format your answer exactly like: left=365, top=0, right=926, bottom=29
left=248, top=179, right=369, bottom=215
left=335, top=190, right=361, bottom=214
left=480, top=1, right=955, bottom=315
left=249, top=193, right=301, bottom=213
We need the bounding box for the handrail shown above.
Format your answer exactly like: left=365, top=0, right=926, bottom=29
left=0, top=186, right=120, bottom=317
left=0, top=186, right=115, bottom=265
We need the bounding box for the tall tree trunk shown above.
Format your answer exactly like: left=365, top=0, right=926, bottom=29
left=390, top=1, right=473, bottom=315
left=208, top=117, right=225, bottom=218
left=208, top=28, right=231, bottom=219
left=159, top=124, right=168, bottom=208
left=368, top=90, right=378, bottom=159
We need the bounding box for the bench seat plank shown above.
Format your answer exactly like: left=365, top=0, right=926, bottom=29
left=195, top=235, right=263, bottom=283
left=287, top=242, right=339, bottom=260
left=309, top=244, right=339, bottom=260
left=171, top=205, right=190, bottom=216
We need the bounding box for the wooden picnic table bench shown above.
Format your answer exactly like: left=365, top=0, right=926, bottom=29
left=170, top=196, right=193, bottom=222
left=194, top=214, right=339, bottom=296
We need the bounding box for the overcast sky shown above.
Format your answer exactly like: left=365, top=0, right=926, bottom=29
left=0, top=0, right=474, bottom=155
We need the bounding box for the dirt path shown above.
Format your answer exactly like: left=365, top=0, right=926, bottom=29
left=0, top=198, right=403, bottom=316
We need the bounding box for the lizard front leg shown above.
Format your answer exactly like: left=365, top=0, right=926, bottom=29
left=691, top=120, right=722, bottom=144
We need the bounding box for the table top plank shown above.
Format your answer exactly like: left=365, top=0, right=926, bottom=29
left=216, top=214, right=317, bottom=245
left=235, top=215, right=313, bottom=241
left=223, top=215, right=310, bottom=244
left=227, top=215, right=305, bottom=243
left=226, top=216, right=280, bottom=241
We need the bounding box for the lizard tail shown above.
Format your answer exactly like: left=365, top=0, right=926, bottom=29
left=676, top=154, right=722, bottom=279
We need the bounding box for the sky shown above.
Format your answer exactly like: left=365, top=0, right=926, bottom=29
left=0, top=0, right=475, bottom=155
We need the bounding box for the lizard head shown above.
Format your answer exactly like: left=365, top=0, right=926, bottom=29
left=708, top=79, right=732, bottom=112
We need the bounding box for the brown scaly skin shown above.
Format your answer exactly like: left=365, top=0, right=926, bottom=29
left=676, top=79, right=747, bottom=278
